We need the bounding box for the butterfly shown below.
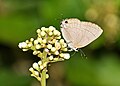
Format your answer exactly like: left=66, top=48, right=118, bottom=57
left=60, top=18, right=103, bottom=51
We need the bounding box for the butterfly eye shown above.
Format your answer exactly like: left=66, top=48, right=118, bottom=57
left=65, top=21, right=68, bottom=23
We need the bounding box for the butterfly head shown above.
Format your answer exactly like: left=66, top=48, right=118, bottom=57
left=60, top=18, right=80, bottom=28
left=60, top=19, right=69, bottom=28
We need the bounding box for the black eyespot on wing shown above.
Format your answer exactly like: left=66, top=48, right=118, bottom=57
left=65, top=20, right=68, bottom=23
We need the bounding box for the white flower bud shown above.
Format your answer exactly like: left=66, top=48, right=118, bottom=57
left=51, top=47, right=56, bottom=52
left=62, top=43, right=67, bottom=48
left=34, top=40, right=39, bottom=45
left=53, top=30, right=60, bottom=35
left=34, top=71, right=39, bottom=76
left=49, top=26, right=55, bottom=31
left=46, top=74, right=49, bottom=79
left=41, top=31, right=46, bottom=36
left=28, top=43, right=32, bottom=47
left=37, top=38, right=42, bottom=43
left=54, top=51, right=59, bottom=55
left=30, top=38, right=34, bottom=41
left=22, top=49, right=28, bottom=51
left=63, top=53, right=70, bottom=59
left=25, top=40, right=29, bottom=43
left=29, top=67, right=34, bottom=72
left=48, top=32, right=53, bottom=36
left=33, top=62, right=39, bottom=70
left=49, top=55, right=53, bottom=60
left=35, top=44, right=41, bottom=49
left=31, top=74, right=35, bottom=77
left=60, top=39, right=64, bottom=44
left=37, top=29, right=41, bottom=33
left=18, top=42, right=27, bottom=48
left=38, top=61, right=42, bottom=65
left=47, top=44, right=52, bottom=49
left=41, top=27, right=46, bottom=31
left=40, top=65, right=44, bottom=70
left=33, top=51, right=38, bottom=55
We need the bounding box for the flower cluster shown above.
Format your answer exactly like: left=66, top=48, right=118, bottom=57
left=18, top=26, right=70, bottom=81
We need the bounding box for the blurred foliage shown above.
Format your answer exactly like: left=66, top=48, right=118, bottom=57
left=0, top=0, right=120, bottom=86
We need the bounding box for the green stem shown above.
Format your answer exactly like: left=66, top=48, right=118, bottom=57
left=41, top=68, right=47, bottom=86
left=41, top=51, right=47, bottom=86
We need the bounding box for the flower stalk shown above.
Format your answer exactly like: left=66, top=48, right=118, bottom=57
left=18, top=26, right=70, bottom=86
left=41, top=51, right=47, bottom=86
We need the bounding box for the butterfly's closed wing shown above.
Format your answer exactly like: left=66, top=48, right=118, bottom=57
left=61, top=18, right=83, bottom=50
left=77, top=22, right=103, bottom=48
left=60, top=18, right=103, bottom=50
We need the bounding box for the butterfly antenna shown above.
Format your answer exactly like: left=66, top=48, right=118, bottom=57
left=79, top=49, right=87, bottom=59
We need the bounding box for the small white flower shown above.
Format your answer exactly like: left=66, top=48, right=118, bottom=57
left=36, top=29, right=41, bottom=33
left=35, top=44, right=41, bottom=49
left=62, top=43, right=67, bottom=48
left=48, top=32, right=53, bottom=36
left=29, top=67, right=34, bottom=72
left=28, top=43, right=33, bottom=47
left=54, top=51, right=59, bottom=55
left=25, top=40, right=29, bottom=43
left=49, top=26, right=55, bottom=31
left=40, top=65, right=44, bottom=70
left=38, top=61, right=42, bottom=65
left=41, top=31, right=46, bottom=36
left=51, top=47, right=56, bottom=52
left=33, top=62, right=39, bottom=70
left=46, top=74, right=49, bottom=79
left=22, top=49, right=28, bottom=51
left=33, top=51, right=38, bottom=55
left=53, top=30, right=60, bottom=35
left=34, top=40, right=39, bottom=45
left=41, top=27, right=46, bottom=31
left=34, top=71, right=39, bottom=76
left=49, top=55, right=53, bottom=60
left=30, top=38, right=34, bottom=41
left=63, top=53, right=70, bottom=59
left=60, top=39, right=64, bottom=44
left=18, top=42, right=27, bottom=48
left=37, top=38, right=42, bottom=43
left=47, top=44, right=52, bottom=49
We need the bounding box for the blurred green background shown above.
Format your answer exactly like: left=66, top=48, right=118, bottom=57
left=0, top=0, right=120, bottom=86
